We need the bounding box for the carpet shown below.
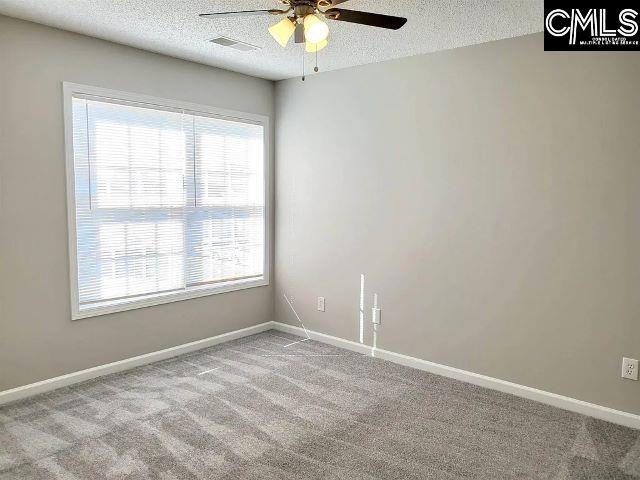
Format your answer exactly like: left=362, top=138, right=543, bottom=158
left=0, top=330, right=638, bottom=479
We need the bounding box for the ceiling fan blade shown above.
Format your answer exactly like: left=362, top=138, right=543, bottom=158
left=199, top=9, right=287, bottom=19
left=324, top=8, right=407, bottom=30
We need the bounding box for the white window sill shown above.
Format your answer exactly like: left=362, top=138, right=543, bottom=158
left=72, top=276, right=268, bottom=321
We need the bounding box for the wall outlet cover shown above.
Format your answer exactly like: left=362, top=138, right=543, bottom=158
left=622, top=357, right=638, bottom=381
left=317, top=297, right=325, bottom=312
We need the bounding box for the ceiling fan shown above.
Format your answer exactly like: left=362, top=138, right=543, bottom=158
left=199, top=0, right=408, bottom=53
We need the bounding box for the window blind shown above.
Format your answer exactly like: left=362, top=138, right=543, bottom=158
left=70, top=95, right=265, bottom=312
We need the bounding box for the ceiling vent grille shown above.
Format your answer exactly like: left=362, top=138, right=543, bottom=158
left=210, top=37, right=261, bottom=52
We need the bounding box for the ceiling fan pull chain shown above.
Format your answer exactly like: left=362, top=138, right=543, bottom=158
left=302, top=48, right=306, bottom=81
left=314, top=46, right=319, bottom=73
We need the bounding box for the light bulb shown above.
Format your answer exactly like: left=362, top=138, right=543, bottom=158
left=305, top=39, right=328, bottom=53
left=269, top=18, right=296, bottom=48
left=304, top=14, right=329, bottom=44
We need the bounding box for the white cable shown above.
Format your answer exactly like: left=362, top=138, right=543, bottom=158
left=372, top=293, right=379, bottom=357
left=283, top=293, right=311, bottom=339
left=359, top=274, right=365, bottom=344
left=372, top=325, right=378, bottom=358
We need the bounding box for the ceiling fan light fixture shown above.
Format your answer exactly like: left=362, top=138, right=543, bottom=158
left=268, top=17, right=296, bottom=47
left=305, top=39, right=328, bottom=53
left=303, top=14, right=329, bottom=43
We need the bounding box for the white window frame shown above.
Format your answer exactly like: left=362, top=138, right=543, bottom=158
left=63, top=82, right=271, bottom=320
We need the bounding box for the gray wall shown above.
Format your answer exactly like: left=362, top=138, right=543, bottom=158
left=0, top=16, right=274, bottom=391
left=275, top=33, right=640, bottom=415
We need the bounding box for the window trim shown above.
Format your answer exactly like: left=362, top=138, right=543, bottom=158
left=63, top=82, right=271, bottom=321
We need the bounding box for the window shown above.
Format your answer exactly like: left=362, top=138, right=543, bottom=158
left=64, top=84, right=269, bottom=319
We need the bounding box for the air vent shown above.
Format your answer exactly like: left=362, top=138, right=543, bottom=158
left=210, top=37, right=261, bottom=52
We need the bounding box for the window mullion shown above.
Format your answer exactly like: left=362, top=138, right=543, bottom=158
left=182, top=110, right=189, bottom=291
left=193, top=115, right=197, bottom=209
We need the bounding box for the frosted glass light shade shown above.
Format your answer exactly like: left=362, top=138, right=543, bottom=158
left=305, top=39, right=328, bottom=52
left=304, top=15, right=329, bottom=43
left=269, top=18, right=296, bottom=47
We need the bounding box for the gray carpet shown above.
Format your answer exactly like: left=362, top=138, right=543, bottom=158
left=0, top=330, right=638, bottom=479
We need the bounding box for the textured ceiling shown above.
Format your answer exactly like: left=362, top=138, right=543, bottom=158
left=0, top=0, right=543, bottom=81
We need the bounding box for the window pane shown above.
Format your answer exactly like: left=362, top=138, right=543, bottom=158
left=188, top=116, right=264, bottom=286
left=89, top=102, right=186, bottom=209
left=186, top=208, right=264, bottom=285
left=77, top=217, right=185, bottom=303
left=73, top=98, right=188, bottom=305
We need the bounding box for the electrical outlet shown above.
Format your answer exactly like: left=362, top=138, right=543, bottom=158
left=622, top=357, right=638, bottom=381
left=317, top=297, right=325, bottom=312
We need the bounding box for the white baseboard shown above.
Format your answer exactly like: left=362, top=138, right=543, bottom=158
left=271, top=321, right=640, bottom=430
left=3, top=320, right=638, bottom=430
left=0, top=322, right=273, bottom=406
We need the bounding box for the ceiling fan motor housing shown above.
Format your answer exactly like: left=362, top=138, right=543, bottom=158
left=291, top=2, right=317, bottom=20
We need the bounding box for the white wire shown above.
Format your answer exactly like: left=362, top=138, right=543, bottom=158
left=283, top=293, right=311, bottom=339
